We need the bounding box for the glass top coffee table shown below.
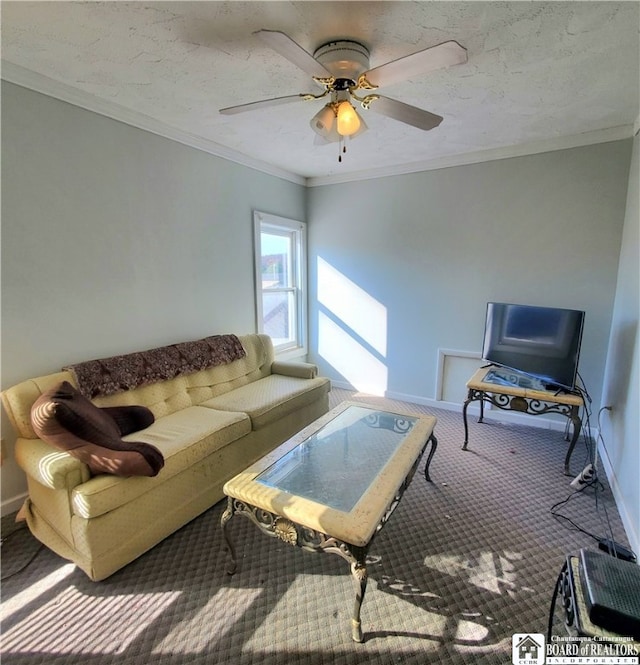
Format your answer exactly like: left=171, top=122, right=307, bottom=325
left=221, top=401, right=438, bottom=642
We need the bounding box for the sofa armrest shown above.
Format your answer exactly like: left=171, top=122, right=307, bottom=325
left=14, top=438, right=91, bottom=490
left=271, top=360, right=318, bottom=380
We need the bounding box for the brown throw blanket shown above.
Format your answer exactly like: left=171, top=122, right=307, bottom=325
left=65, top=334, right=246, bottom=398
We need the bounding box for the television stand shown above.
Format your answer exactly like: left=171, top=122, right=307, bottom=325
left=462, top=365, right=584, bottom=475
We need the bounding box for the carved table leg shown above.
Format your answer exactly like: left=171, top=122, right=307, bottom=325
left=563, top=406, right=582, bottom=476
left=220, top=497, right=237, bottom=575
left=423, top=434, right=438, bottom=482
left=350, top=548, right=368, bottom=643
left=462, top=389, right=473, bottom=450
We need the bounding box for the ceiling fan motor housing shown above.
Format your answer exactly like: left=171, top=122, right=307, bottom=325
left=313, top=40, right=370, bottom=82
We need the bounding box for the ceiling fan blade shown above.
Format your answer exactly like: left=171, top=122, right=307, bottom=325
left=362, top=40, right=467, bottom=89
left=366, top=96, right=443, bottom=131
left=219, top=94, right=305, bottom=115
left=254, top=29, right=332, bottom=79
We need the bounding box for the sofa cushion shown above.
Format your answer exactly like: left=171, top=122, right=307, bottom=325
left=71, top=406, right=251, bottom=519
left=126, top=405, right=251, bottom=460
left=30, top=381, right=164, bottom=478
left=199, top=375, right=331, bottom=430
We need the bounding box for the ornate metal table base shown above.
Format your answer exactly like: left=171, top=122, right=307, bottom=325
left=462, top=387, right=582, bottom=475
left=221, top=501, right=369, bottom=642
left=221, top=433, right=437, bottom=643
left=363, top=411, right=437, bottom=481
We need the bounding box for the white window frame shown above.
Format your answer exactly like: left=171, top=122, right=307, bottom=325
left=253, top=211, right=307, bottom=358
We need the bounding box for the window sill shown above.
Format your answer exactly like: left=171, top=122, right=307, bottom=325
left=274, top=346, right=308, bottom=362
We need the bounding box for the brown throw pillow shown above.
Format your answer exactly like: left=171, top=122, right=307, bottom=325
left=30, top=381, right=164, bottom=477
left=100, top=405, right=155, bottom=436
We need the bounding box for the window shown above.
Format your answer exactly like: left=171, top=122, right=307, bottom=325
left=254, top=211, right=307, bottom=356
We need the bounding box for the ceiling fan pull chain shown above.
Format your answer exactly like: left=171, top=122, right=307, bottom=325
left=338, top=138, right=348, bottom=163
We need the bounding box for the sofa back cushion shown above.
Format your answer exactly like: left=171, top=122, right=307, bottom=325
left=92, top=334, right=274, bottom=414
left=185, top=334, right=273, bottom=405
left=1, top=334, right=275, bottom=438
left=65, top=334, right=247, bottom=399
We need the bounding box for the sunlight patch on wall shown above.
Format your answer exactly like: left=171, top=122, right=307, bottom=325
left=319, top=311, right=388, bottom=393
left=317, top=257, right=387, bottom=356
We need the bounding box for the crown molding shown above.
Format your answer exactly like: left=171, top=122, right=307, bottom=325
left=306, top=124, right=636, bottom=187
left=2, top=61, right=635, bottom=188
left=1, top=61, right=306, bottom=186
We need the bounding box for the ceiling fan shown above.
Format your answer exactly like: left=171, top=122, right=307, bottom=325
left=220, top=30, right=467, bottom=160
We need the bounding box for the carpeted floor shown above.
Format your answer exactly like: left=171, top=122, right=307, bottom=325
left=0, top=388, right=631, bottom=665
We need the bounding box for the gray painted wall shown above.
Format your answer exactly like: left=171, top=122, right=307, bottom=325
left=601, top=132, right=639, bottom=553
left=1, top=81, right=306, bottom=508
left=306, top=139, right=636, bottom=550
left=306, top=142, right=631, bottom=413
left=2, top=81, right=636, bottom=553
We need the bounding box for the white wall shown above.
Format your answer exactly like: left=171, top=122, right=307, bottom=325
left=600, top=131, right=639, bottom=555
left=1, top=81, right=306, bottom=512
left=307, top=142, right=632, bottom=417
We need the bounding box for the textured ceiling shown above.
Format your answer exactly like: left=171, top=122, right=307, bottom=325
left=2, top=1, right=639, bottom=183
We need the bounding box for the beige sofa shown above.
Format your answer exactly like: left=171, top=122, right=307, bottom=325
left=1, top=334, right=331, bottom=581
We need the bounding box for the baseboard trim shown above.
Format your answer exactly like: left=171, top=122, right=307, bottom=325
left=596, top=439, right=639, bottom=559
left=1, top=491, right=27, bottom=518
left=331, top=380, right=589, bottom=435
left=396, top=389, right=602, bottom=440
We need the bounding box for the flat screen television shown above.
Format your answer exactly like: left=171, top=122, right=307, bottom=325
left=481, top=302, right=585, bottom=391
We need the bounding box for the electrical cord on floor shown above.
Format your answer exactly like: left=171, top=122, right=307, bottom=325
left=597, top=495, right=618, bottom=555
left=550, top=477, right=604, bottom=544
left=589, top=402, right=627, bottom=558
left=0, top=523, right=28, bottom=544
left=0, top=526, right=44, bottom=581
left=551, top=471, right=638, bottom=562
left=550, top=382, right=637, bottom=563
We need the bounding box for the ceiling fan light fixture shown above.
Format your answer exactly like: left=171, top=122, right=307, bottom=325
left=336, top=101, right=361, bottom=136
left=310, top=103, right=337, bottom=138
left=351, top=114, right=368, bottom=138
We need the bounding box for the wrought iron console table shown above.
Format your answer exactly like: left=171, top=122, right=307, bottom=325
left=462, top=365, right=584, bottom=475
